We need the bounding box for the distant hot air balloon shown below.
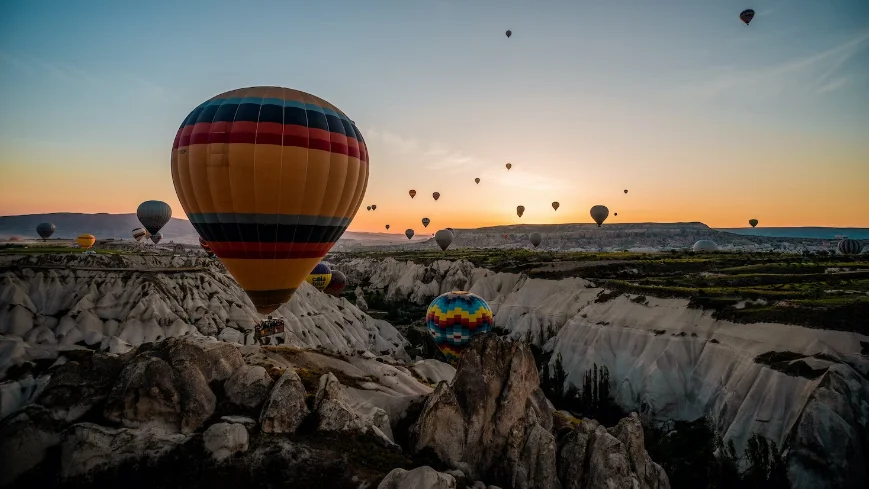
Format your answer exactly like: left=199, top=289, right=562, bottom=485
left=590, top=205, right=609, bottom=227
left=432, top=192, right=440, bottom=201
left=137, top=200, right=172, bottom=236
left=503, top=234, right=509, bottom=239
left=426, top=291, right=494, bottom=365
left=367, top=206, right=371, bottom=211
left=551, top=202, right=559, bottom=211
left=132, top=228, right=147, bottom=242
left=748, top=219, right=759, bottom=228
left=693, top=240, right=719, bottom=252
left=371, top=204, right=377, bottom=211
left=422, top=217, right=431, bottom=228
left=406, top=229, right=415, bottom=240
left=624, top=189, right=628, bottom=194
left=530, top=232, right=542, bottom=248
left=837, top=239, right=863, bottom=255
left=171, top=86, right=368, bottom=315
left=409, top=189, right=417, bottom=199
left=76, top=234, right=96, bottom=250
left=506, top=163, right=512, bottom=170
left=306, top=262, right=333, bottom=291
left=516, top=205, right=525, bottom=218
left=385, top=224, right=390, bottom=230
left=435, top=229, right=453, bottom=251
left=150, top=232, right=163, bottom=244
left=475, top=178, right=480, bottom=184
left=740, top=9, right=755, bottom=25
left=614, top=212, right=618, bottom=217
left=446, top=227, right=455, bottom=236
left=324, top=269, right=347, bottom=296
left=505, top=30, right=512, bottom=38
left=36, top=222, right=55, bottom=241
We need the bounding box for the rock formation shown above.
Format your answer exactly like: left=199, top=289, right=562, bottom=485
left=412, top=334, right=669, bottom=489
left=335, top=255, right=869, bottom=489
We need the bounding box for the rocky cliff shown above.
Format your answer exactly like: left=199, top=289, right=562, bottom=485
left=331, top=256, right=869, bottom=489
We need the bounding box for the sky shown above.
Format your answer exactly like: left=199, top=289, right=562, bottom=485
left=1, top=0, right=868, bottom=232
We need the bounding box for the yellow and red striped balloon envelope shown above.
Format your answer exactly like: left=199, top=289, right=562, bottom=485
left=171, top=86, right=369, bottom=314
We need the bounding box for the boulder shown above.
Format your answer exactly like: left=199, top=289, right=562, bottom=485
left=224, top=365, right=273, bottom=409
left=378, top=466, right=457, bottom=489
left=259, top=368, right=309, bottom=434
left=203, top=422, right=249, bottom=462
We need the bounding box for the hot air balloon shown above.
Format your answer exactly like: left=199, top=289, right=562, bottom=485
left=551, top=202, right=559, bottom=211
left=150, top=232, right=163, bottom=244
left=837, top=239, right=863, bottom=255
left=199, top=236, right=215, bottom=257
left=749, top=219, right=758, bottom=228
left=530, top=232, right=542, bottom=248
left=475, top=178, right=480, bottom=184
left=137, top=200, right=172, bottom=236
left=305, top=263, right=333, bottom=292
left=740, top=9, right=755, bottom=25
left=132, top=228, right=147, bottom=242
left=693, top=240, right=719, bottom=252
left=324, top=269, right=347, bottom=296
left=516, top=205, right=525, bottom=218
left=505, top=30, right=512, bottom=38
left=614, top=212, right=618, bottom=217
left=409, top=190, right=417, bottom=199
left=406, top=229, right=415, bottom=240
left=371, top=204, right=377, bottom=211
left=385, top=224, right=390, bottom=230
left=305, top=262, right=333, bottom=291
left=445, top=227, right=455, bottom=236
left=76, top=234, right=95, bottom=250
left=422, top=217, right=431, bottom=228
left=435, top=229, right=453, bottom=251
left=503, top=234, right=509, bottom=239
left=590, top=205, right=609, bottom=227
left=36, top=223, right=55, bottom=241
left=171, top=86, right=368, bottom=315
left=506, top=163, right=512, bottom=170
left=432, top=192, right=440, bottom=201
left=624, top=189, right=628, bottom=194
left=425, top=291, right=494, bottom=365
left=367, top=206, right=371, bottom=211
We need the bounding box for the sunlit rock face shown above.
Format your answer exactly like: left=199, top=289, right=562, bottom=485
left=335, top=256, right=869, bottom=489
left=0, top=254, right=408, bottom=381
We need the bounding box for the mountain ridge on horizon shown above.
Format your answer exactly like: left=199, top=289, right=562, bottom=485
left=1, top=212, right=866, bottom=242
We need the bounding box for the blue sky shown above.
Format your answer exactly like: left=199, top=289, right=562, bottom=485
left=1, top=0, right=868, bottom=229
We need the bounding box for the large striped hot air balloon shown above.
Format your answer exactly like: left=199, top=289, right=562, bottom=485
left=137, top=201, right=172, bottom=235
left=171, top=87, right=368, bottom=314
left=36, top=223, right=55, bottom=241
left=324, top=269, right=347, bottom=296
left=306, top=262, right=333, bottom=291
left=76, top=234, right=96, bottom=249
left=425, top=291, right=494, bottom=365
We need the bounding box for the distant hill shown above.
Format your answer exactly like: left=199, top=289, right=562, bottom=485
left=716, top=227, right=869, bottom=240
left=0, top=213, right=430, bottom=245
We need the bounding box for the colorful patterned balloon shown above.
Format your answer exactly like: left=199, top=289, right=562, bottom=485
left=171, top=86, right=368, bottom=314
left=306, top=262, right=333, bottom=291
left=425, top=291, right=494, bottom=365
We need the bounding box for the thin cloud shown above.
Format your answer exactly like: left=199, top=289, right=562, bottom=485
left=0, top=50, right=168, bottom=101
left=676, top=30, right=869, bottom=99
left=367, top=127, right=483, bottom=173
